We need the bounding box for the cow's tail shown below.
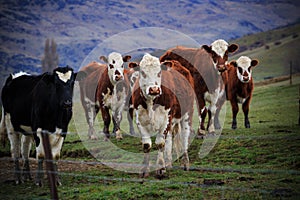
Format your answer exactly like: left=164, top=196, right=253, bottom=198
left=0, top=106, right=7, bottom=147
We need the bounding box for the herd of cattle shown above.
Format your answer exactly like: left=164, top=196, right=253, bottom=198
left=0, top=39, right=259, bottom=185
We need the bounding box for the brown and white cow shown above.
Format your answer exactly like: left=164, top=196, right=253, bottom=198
left=160, top=39, right=238, bottom=137
left=130, top=54, right=194, bottom=178
left=79, top=52, right=131, bottom=140
left=226, top=56, right=259, bottom=129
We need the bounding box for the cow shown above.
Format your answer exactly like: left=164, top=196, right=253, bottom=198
left=130, top=54, right=195, bottom=178
left=0, top=66, right=85, bottom=186
left=79, top=52, right=131, bottom=140
left=225, top=56, right=259, bottom=129
left=160, top=39, right=239, bottom=137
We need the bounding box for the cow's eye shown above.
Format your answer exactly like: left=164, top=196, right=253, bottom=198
left=141, top=70, right=147, bottom=78
left=238, top=67, right=243, bottom=74
left=109, top=64, right=114, bottom=69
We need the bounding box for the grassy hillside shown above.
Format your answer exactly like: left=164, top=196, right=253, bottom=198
left=230, top=24, right=300, bottom=81
left=0, top=76, right=299, bottom=199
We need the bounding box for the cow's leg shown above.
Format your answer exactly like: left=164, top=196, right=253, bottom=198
left=21, top=135, right=33, bottom=181
left=164, top=132, right=172, bottom=169
left=50, top=128, right=64, bottom=186
left=87, top=102, right=98, bottom=140
left=101, top=107, right=111, bottom=140
left=207, top=103, right=216, bottom=135
left=180, top=113, right=190, bottom=171
left=112, top=110, right=123, bottom=140
left=197, top=95, right=207, bottom=138
left=242, top=98, right=251, bottom=128
left=155, top=132, right=166, bottom=178
left=214, top=95, right=226, bottom=130
left=230, top=100, right=239, bottom=129
left=36, top=128, right=44, bottom=186
left=128, top=107, right=136, bottom=135
left=6, top=115, right=21, bottom=184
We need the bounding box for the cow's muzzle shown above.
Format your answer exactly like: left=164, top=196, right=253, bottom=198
left=63, top=100, right=73, bottom=109
left=217, top=64, right=227, bottom=73
left=148, top=86, right=161, bottom=96
left=242, top=76, right=250, bottom=82
left=114, top=74, right=123, bottom=82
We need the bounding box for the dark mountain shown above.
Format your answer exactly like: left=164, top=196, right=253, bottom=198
left=0, top=0, right=299, bottom=85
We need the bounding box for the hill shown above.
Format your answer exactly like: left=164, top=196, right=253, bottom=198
left=0, top=0, right=299, bottom=90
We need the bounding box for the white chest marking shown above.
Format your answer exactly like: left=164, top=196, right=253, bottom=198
left=102, top=86, right=127, bottom=112
left=237, top=96, right=246, bottom=104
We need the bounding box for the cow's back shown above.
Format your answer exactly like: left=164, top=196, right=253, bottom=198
left=160, top=46, right=219, bottom=92
left=2, top=74, right=44, bottom=127
left=79, top=62, right=107, bottom=102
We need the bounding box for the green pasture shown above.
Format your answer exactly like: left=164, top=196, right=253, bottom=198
left=0, top=76, right=299, bottom=199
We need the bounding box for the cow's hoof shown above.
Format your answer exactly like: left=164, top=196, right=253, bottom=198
left=156, top=168, right=166, bottom=179
left=206, top=132, right=216, bottom=138
left=165, top=163, right=172, bottom=169
left=89, top=134, right=99, bottom=140
left=22, top=174, right=32, bottom=181
left=35, top=180, right=43, bottom=187
left=140, top=172, right=149, bottom=178
left=116, top=136, right=123, bottom=141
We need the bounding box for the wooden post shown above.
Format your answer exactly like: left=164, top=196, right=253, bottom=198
left=42, top=132, right=58, bottom=200
left=42, top=38, right=59, bottom=200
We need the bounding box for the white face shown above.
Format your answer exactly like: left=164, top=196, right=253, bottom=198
left=211, top=39, right=229, bottom=58
left=107, top=52, right=125, bottom=84
left=56, top=70, right=72, bottom=83
left=139, top=54, right=162, bottom=99
left=236, top=56, right=253, bottom=83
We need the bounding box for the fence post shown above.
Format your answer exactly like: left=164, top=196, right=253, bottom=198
left=42, top=38, right=59, bottom=199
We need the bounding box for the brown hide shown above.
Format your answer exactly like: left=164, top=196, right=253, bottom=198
left=226, top=64, right=253, bottom=101
left=162, top=60, right=194, bottom=90
left=132, top=67, right=194, bottom=125
left=160, top=46, right=221, bottom=93
left=79, top=62, right=107, bottom=105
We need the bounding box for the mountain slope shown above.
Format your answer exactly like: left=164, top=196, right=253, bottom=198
left=0, top=0, right=299, bottom=89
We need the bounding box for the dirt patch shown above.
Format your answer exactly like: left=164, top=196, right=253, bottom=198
left=0, top=157, right=105, bottom=183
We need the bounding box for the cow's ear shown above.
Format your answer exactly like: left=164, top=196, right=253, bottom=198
left=99, top=56, right=108, bottom=63
left=228, top=44, right=239, bottom=53
left=230, top=61, right=238, bottom=68
left=74, top=71, right=87, bottom=81
left=128, top=62, right=139, bottom=71
left=123, top=55, right=131, bottom=62
left=202, top=45, right=212, bottom=54
left=251, top=59, right=259, bottom=68
left=161, top=61, right=173, bottom=71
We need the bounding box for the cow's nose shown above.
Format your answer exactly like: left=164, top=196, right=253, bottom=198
left=243, top=76, right=249, bottom=82
left=148, top=86, right=160, bottom=96
left=115, top=74, right=123, bottom=81
left=217, top=64, right=226, bottom=72
left=63, top=100, right=73, bottom=108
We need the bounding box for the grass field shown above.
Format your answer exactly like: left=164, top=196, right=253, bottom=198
left=0, top=75, right=299, bottom=199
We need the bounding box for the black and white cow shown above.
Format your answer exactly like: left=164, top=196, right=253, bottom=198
left=0, top=66, right=85, bottom=186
